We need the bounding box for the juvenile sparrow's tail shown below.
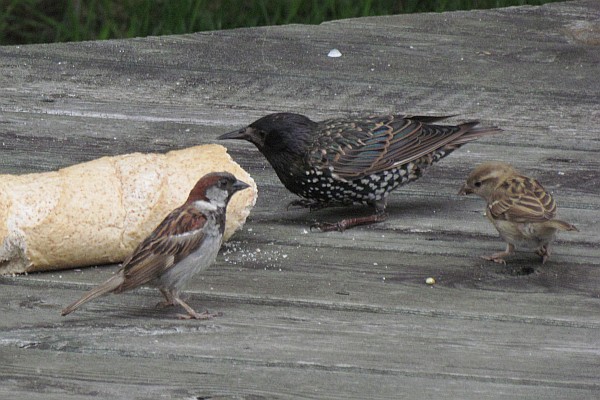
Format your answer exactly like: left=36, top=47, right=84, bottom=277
left=61, top=273, right=125, bottom=316
left=548, top=219, right=579, bottom=232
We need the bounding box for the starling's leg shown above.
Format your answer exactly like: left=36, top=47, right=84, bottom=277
left=536, top=245, right=550, bottom=264
left=314, top=212, right=388, bottom=232
left=287, top=198, right=334, bottom=211
left=482, top=243, right=515, bottom=265
left=312, top=200, right=388, bottom=232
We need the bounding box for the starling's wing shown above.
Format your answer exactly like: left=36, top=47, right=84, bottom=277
left=309, top=115, right=473, bottom=179
left=488, top=176, right=557, bottom=223
left=116, top=205, right=208, bottom=292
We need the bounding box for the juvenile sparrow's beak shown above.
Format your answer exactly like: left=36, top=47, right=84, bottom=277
left=217, top=128, right=248, bottom=140
left=232, top=179, right=251, bottom=193
left=458, top=184, right=473, bottom=196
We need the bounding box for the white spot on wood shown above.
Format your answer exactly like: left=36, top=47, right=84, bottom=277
left=328, top=49, right=342, bottom=58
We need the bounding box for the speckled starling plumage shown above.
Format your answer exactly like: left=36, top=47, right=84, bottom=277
left=219, top=112, right=502, bottom=231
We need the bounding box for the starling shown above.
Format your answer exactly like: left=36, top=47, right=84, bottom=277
left=458, top=162, right=578, bottom=264
left=219, top=112, right=501, bottom=231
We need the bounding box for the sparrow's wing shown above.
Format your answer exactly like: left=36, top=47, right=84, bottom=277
left=309, top=115, right=476, bottom=179
left=488, top=176, right=557, bottom=223
left=117, top=205, right=208, bottom=291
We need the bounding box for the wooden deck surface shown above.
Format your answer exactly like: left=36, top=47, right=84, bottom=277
left=1, top=1, right=599, bottom=399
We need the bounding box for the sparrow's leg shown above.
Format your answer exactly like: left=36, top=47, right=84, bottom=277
left=172, top=296, right=221, bottom=320
left=536, top=245, right=550, bottom=264
left=156, top=288, right=176, bottom=308
left=482, top=243, right=515, bottom=265
left=312, top=199, right=387, bottom=232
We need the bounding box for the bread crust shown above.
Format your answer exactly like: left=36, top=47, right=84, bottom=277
left=0, top=144, right=257, bottom=274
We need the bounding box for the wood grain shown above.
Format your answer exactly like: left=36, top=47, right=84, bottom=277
left=1, top=1, right=599, bottom=399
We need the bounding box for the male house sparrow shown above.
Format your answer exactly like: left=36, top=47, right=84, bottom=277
left=62, top=172, right=250, bottom=319
left=219, top=113, right=500, bottom=231
left=458, top=162, right=578, bottom=264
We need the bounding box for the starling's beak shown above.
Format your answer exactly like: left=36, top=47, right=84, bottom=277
left=457, top=184, right=473, bottom=196
left=217, top=127, right=248, bottom=140
left=232, top=179, right=251, bottom=193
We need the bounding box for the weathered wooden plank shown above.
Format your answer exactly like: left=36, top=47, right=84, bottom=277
left=1, top=282, right=599, bottom=400
left=5, top=226, right=599, bottom=325
left=2, top=349, right=597, bottom=400
left=1, top=1, right=600, bottom=399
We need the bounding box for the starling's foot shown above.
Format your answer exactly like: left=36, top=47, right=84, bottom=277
left=312, top=213, right=387, bottom=232
left=287, top=199, right=332, bottom=211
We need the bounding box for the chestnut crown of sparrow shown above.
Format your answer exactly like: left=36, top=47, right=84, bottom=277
left=61, top=171, right=250, bottom=319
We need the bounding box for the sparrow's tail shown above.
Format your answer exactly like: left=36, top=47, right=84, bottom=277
left=61, top=273, right=125, bottom=316
left=548, top=219, right=579, bottom=232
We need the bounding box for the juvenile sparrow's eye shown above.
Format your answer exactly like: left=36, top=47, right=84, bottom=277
left=474, top=181, right=482, bottom=188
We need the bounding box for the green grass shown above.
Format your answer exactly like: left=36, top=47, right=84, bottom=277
left=1, top=0, right=565, bottom=45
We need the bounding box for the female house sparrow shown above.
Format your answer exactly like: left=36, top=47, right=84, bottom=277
left=458, top=162, right=578, bottom=264
left=62, top=172, right=250, bottom=319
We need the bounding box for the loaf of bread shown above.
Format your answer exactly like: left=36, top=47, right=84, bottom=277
left=0, top=144, right=257, bottom=275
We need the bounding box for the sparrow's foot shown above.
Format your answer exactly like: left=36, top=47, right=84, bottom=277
left=311, top=213, right=387, bottom=232
left=176, top=310, right=223, bottom=320
left=481, top=243, right=514, bottom=265
left=173, top=296, right=222, bottom=320
left=158, top=288, right=176, bottom=308
left=536, top=245, right=550, bottom=264
left=481, top=254, right=507, bottom=265
left=155, top=300, right=175, bottom=309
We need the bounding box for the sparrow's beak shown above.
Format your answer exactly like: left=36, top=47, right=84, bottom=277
left=458, top=184, right=473, bottom=196
left=232, top=179, right=251, bottom=192
left=217, top=128, right=248, bottom=140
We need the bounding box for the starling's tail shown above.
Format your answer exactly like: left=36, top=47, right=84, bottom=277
left=450, top=121, right=503, bottom=146
left=61, top=273, right=125, bottom=316
left=409, top=115, right=458, bottom=123
left=547, top=219, right=579, bottom=232
left=426, top=121, right=502, bottom=164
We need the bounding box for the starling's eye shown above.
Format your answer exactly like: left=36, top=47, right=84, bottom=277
left=474, top=181, right=482, bottom=188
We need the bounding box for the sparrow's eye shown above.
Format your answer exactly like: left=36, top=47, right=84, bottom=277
left=474, top=181, right=482, bottom=188
left=218, top=178, right=229, bottom=188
